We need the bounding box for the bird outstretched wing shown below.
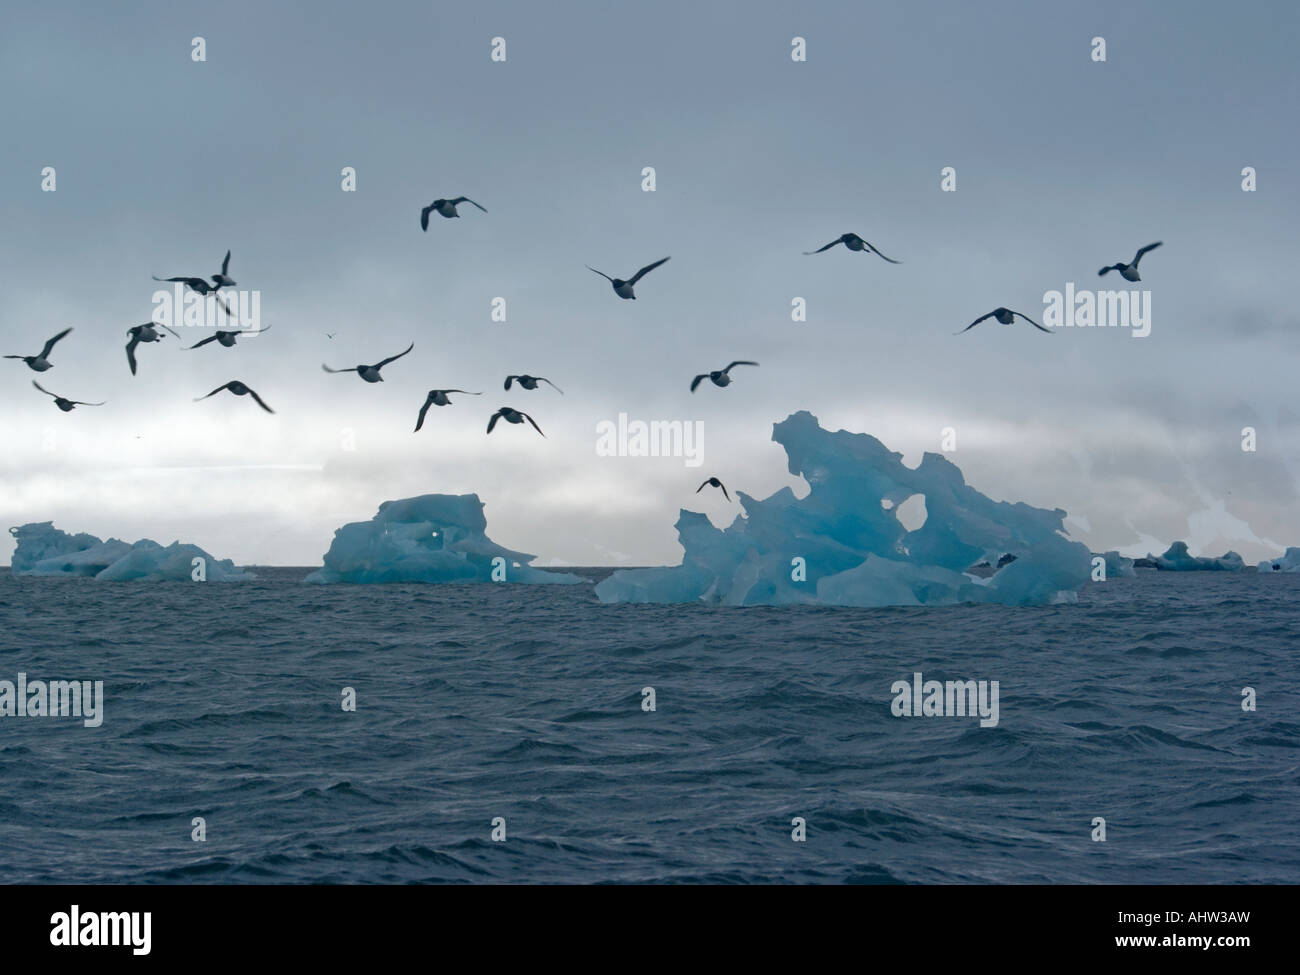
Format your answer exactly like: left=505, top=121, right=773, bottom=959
left=1132, top=241, right=1163, bottom=267
left=186, top=334, right=219, bottom=350
left=724, top=361, right=758, bottom=371
left=521, top=412, right=545, bottom=437
left=245, top=387, right=275, bottom=413
left=629, top=256, right=670, bottom=284
left=863, top=240, right=901, bottom=264
left=690, top=374, right=707, bottom=392
left=414, top=395, right=434, bottom=432
left=41, top=328, right=73, bottom=358
left=585, top=265, right=614, bottom=283
left=1014, top=311, right=1052, bottom=333
left=956, top=312, right=995, bottom=334
left=452, top=197, right=487, bottom=212
left=803, top=237, right=843, bottom=255
left=539, top=377, right=564, bottom=395
left=376, top=342, right=414, bottom=369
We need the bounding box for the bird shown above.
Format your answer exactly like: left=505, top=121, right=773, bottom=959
left=803, top=233, right=900, bottom=263
left=1099, top=241, right=1162, bottom=282
left=487, top=407, right=544, bottom=437
left=185, top=325, right=272, bottom=350
left=126, top=322, right=179, bottom=375
left=504, top=374, right=563, bottom=394
left=194, top=380, right=274, bottom=413
left=414, top=389, right=481, bottom=431
left=691, top=361, right=759, bottom=392
left=152, top=268, right=235, bottom=316
left=4, top=328, right=72, bottom=372
left=421, top=197, right=487, bottom=229
left=32, top=380, right=103, bottom=412
left=956, top=308, right=1051, bottom=334
left=211, top=250, right=236, bottom=288
left=696, top=477, right=731, bottom=501
left=322, top=342, right=414, bottom=382
left=585, top=256, right=670, bottom=299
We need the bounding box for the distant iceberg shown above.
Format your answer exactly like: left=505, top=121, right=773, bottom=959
left=1141, top=541, right=1244, bottom=572
left=1257, top=547, right=1300, bottom=572
left=8, top=522, right=254, bottom=581
left=595, top=411, right=1093, bottom=607
left=1097, top=550, right=1136, bottom=578
left=304, top=493, right=584, bottom=585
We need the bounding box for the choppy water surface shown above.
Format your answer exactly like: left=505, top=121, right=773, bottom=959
left=0, top=567, right=1296, bottom=883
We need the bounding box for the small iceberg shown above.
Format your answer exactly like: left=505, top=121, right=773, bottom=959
left=304, top=493, right=584, bottom=585
left=1141, top=541, right=1244, bottom=572
left=1096, top=550, right=1136, bottom=578
left=595, top=411, right=1093, bottom=607
left=1257, top=547, right=1300, bottom=572
left=8, top=522, right=254, bottom=581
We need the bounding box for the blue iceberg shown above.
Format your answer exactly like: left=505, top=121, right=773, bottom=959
left=304, top=493, right=584, bottom=585
left=595, top=411, right=1093, bottom=607
left=1257, top=547, right=1300, bottom=572
left=8, top=522, right=254, bottom=581
left=1143, top=541, right=1244, bottom=572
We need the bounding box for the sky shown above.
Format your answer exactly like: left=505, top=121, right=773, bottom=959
left=1, top=0, right=1298, bottom=568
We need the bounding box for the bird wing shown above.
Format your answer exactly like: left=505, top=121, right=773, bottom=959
left=71, top=399, right=106, bottom=407
left=629, top=256, right=670, bottom=284
left=540, top=377, right=564, bottom=395
left=194, top=384, right=228, bottom=401
left=221, top=250, right=231, bottom=275
left=585, top=265, right=614, bottom=283
left=446, top=390, right=480, bottom=395
left=956, top=312, right=995, bottom=334
left=420, top=205, right=432, bottom=231
left=1098, top=264, right=1119, bottom=276
left=125, top=334, right=139, bottom=375
left=452, top=197, right=487, bottom=212
left=487, top=411, right=502, bottom=434
left=1014, top=311, right=1053, bottom=333
left=720, top=483, right=730, bottom=501
left=522, top=412, right=545, bottom=437
left=414, top=395, right=433, bottom=432
left=803, top=238, right=842, bottom=255
left=375, top=342, right=414, bottom=369
left=154, top=276, right=204, bottom=289
left=186, top=334, right=219, bottom=350
left=1132, top=241, right=1162, bottom=267
left=863, top=240, right=901, bottom=264
left=249, top=324, right=272, bottom=336
left=321, top=364, right=357, bottom=374
left=32, top=380, right=56, bottom=398
left=41, top=328, right=73, bottom=358
left=504, top=376, right=516, bottom=390
left=724, top=361, right=758, bottom=372
left=696, top=481, right=708, bottom=493
left=246, top=387, right=275, bottom=413
left=690, top=374, right=707, bottom=392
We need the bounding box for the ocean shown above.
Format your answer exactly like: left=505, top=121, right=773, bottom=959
left=0, top=567, right=1296, bottom=884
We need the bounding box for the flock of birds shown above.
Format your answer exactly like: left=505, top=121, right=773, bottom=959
left=5, top=197, right=1163, bottom=503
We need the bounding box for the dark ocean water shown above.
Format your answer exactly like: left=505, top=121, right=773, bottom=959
left=0, top=566, right=1296, bottom=884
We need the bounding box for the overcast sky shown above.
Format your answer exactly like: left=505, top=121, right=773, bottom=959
left=2, top=0, right=1298, bottom=568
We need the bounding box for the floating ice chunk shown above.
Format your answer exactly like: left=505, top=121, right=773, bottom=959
left=1096, top=550, right=1136, bottom=578
left=595, top=411, right=1093, bottom=607
left=304, top=493, right=584, bottom=585
left=8, top=522, right=253, bottom=581
left=1144, top=541, right=1244, bottom=572
left=1257, top=547, right=1300, bottom=572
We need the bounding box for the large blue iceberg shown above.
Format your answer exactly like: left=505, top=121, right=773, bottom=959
left=1257, top=547, right=1300, bottom=572
left=595, top=411, right=1093, bottom=607
left=304, top=493, right=584, bottom=585
left=8, top=522, right=254, bottom=581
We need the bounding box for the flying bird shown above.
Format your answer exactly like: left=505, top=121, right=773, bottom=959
left=504, top=374, right=563, bottom=394
left=487, top=407, right=544, bottom=437
left=696, top=477, right=731, bottom=501
left=803, top=233, right=900, bottom=263
left=126, top=322, right=179, bottom=375
left=322, top=342, right=414, bottom=382
left=152, top=269, right=235, bottom=316
left=32, top=380, right=103, bottom=412
left=212, top=250, right=236, bottom=288
left=1099, top=241, right=1162, bottom=282
left=421, top=197, right=487, bottom=229
left=691, top=360, right=759, bottom=392
left=4, top=328, right=73, bottom=372
left=956, top=308, right=1051, bottom=334
left=185, top=325, right=272, bottom=350
left=194, top=380, right=274, bottom=413
left=585, top=256, right=671, bottom=299
left=414, top=389, right=481, bottom=431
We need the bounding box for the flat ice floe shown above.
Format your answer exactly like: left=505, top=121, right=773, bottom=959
left=304, top=493, right=584, bottom=585
left=595, top=411, right=1094, bottom=607
left=8, top=522, right=253, bottom=581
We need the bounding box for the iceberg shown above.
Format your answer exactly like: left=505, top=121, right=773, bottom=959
left=1142, top=541, right=1244, bottom=572
left=1257, top=547, right=1300, bottom=572
left=594, top=411, right=1093, bottom=607
left=304, top=493, right=584, bottom=585
left=8, top=522, right=254, bottom=581
left=1096, top=550, right=1136, bottom=578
